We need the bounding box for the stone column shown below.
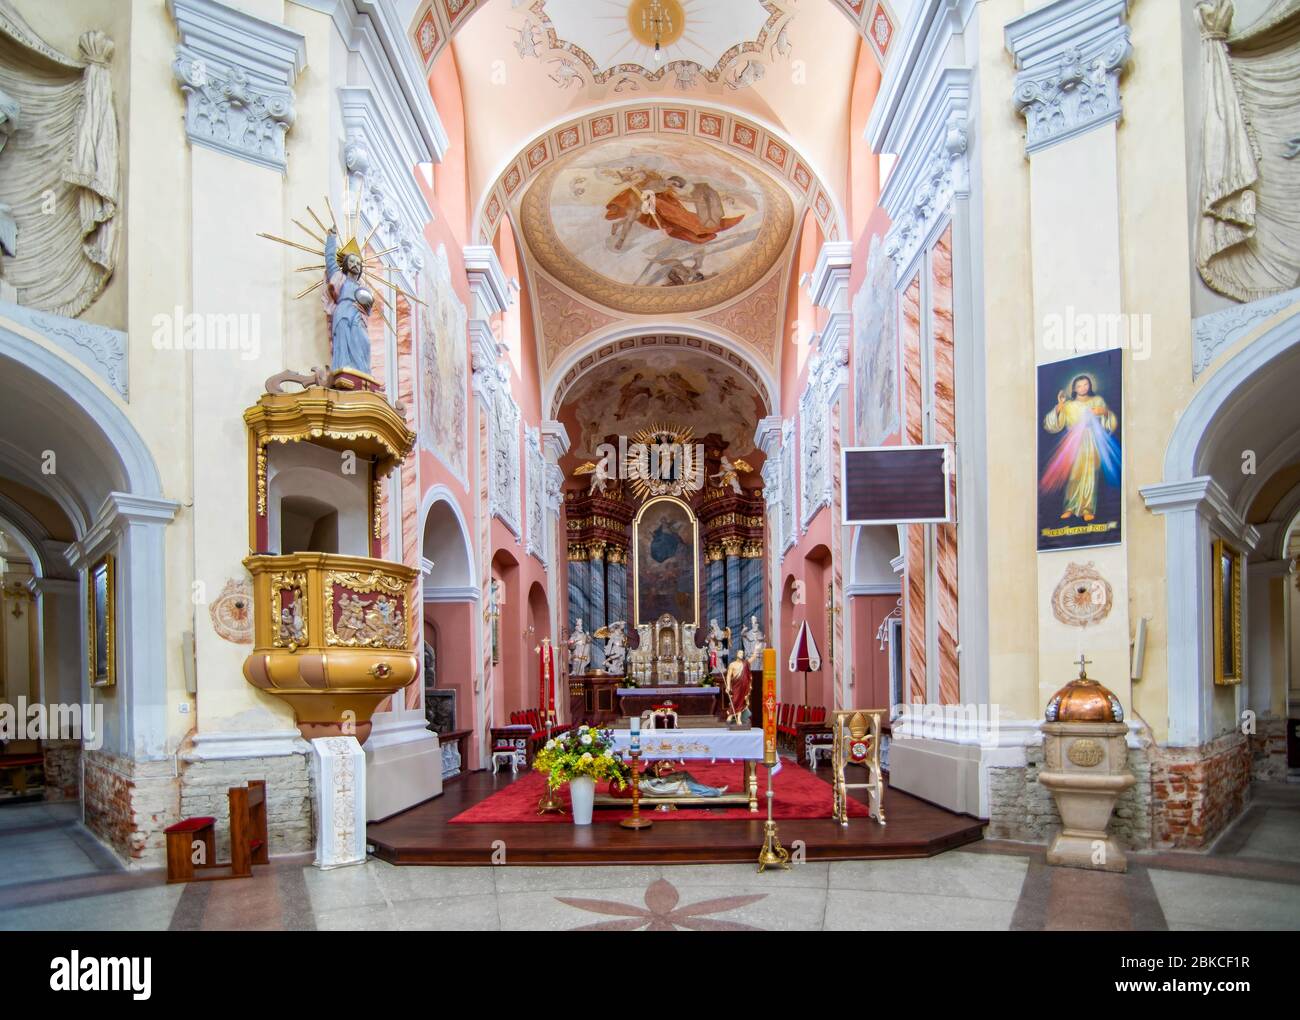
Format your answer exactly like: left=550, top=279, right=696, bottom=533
left=588, top=542, right=607, bottom=670
left=706, top=546, right=726, bottom=632
left=724, top=539, right=743, bottom=647
left=740, top=545, right=765, bottom=630
left=567, top=549, right=589, bottom=637
left=606, top=548, right=627, bottom=626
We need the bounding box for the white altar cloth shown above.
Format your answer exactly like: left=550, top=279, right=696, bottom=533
left=611, top=727, right=763, bottom=761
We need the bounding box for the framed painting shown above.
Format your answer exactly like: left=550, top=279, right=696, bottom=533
left=1036, top=349, right=1123, bottom=551
left=1211, top=538, right=1242, bottom=686
left=87, top=553, right=116, bottom=688
left=632, top=496, right=699, bottom=628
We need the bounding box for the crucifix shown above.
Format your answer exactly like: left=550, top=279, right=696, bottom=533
left=1074, top=653, right=1092, bottom=679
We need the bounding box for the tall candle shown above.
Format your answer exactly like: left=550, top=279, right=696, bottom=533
left=630, top=715, right=640, bottom=753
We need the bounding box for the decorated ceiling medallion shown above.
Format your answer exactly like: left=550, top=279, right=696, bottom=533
left=1050, top=561, right=1113, bottom=628
left=528, top=0, right=783, bottom=87
left=520, top=135, right=793, bottom=314
left=628, top=0, right=685, bottom=50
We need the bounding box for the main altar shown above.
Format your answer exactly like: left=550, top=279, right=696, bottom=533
left=562, top=426, right=768, bottom=726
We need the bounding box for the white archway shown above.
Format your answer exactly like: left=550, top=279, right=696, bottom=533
left=419, top=485, right=477, bottom=600
left=0, top=324, right=176, bottom=760
left=1142, top=309, right=1300, bottom=746
left=543, top=323, right=779, bottom=422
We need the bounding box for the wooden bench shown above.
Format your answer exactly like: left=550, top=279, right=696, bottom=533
left=0, top=753, right=44, bottom=798
left=165, top=779, right=269, bottom=883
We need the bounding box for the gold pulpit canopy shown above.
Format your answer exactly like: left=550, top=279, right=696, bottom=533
left=244, top=383, right=415, bottom=476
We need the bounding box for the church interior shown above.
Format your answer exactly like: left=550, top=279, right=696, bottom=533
left=0, top=0, right=1298, bottom=943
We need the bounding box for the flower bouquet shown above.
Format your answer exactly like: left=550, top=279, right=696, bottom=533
left=532, top=724, right=629, bottom=825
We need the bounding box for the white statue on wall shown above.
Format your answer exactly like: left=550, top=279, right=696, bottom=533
left=567, top=618, right=591, bottom=676
left=741, top=615, right=765, bottom=666
left=601, top=620, right=628, bottom=676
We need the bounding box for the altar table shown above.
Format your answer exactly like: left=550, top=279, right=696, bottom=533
left=615, top=686, right=720, bottom=721
left=600, top=727, right=763, bottom=811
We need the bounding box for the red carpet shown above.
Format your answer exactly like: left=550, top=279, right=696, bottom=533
left=449, top=762, right=870, bottom=824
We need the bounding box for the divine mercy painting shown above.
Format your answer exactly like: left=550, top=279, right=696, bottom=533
left=1036, top=349, right=1122, bottom=551
left=634, top=497, right=698, bottom=627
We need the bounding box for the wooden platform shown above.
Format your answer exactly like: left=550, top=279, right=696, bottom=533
left=367, top=765, right=984, bottom=866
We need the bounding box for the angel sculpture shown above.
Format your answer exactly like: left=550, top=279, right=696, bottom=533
left=710, top=455, right=753, bottom=496
left=574, top=458, right=613, bottom=495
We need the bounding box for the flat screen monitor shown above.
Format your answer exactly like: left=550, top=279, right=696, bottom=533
left=841, top=445, right=953, bottom=525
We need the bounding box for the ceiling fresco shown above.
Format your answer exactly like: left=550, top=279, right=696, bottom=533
left=557, top=347, right=767, bottom=460
left=519, top=134, right=793, bottom=315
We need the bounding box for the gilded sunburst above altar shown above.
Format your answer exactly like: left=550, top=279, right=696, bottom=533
left=527, top=0, right=786, bottom=86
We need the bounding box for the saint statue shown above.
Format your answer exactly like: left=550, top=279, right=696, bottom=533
left=1040, top=373, right=1119, bottom=523
left=567, top=618, right=592, bottom=676
left=706, top=618, right=729, bottom=678
left=323, top=228, right=375, bottom=376
left=709, top=455, right=753, bottom=496
left=600, top=620, right=628, bottom=676
left=741, top=615, right=765, bottom=666
left=723, top=649, right=752, bottom=727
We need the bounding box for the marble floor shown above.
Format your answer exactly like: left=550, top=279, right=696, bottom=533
left=1, top=785, right=1297, bottom=931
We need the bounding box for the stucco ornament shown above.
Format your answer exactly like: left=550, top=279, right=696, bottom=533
left=1195, top=0, right=1300, bottom=302
left=1050, top=561, right=1113, bottom=628
left=0, top=0, right=119, bottom=314
left=210, top=578, right=254, bottom=644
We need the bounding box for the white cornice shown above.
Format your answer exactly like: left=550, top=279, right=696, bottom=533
left=866, top=0, right=979, bottom=156
left=753, top=415, right=783, bottom=457
left=184, top=729, right=310, bottom=760
left=1139, top=476, right=1259, bottom=552
left=809, top=241, right=853, bottom=311
left=540, top=420, right=571, bottom=461
left=170, top=0, right=307, bottom=85
left=70, top=492, right=181, bottom=568
left=423, top=584, right=482, bottom=603
left=463, top=245, right=514, bottom=318
left=293, top=0, right=448, bottom=161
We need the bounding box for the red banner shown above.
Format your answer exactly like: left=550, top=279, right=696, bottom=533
left=539, top=639, right=555, bottom=723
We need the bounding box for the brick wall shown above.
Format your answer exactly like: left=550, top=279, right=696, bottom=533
left=82, top=749, right=179, bottom=866
left=1249, top=715, right=1288, bottom=783
left=1151, top=732, right=1251, bottom=849
left=41, top=741, right=81, bottom=801
left=82, top=747, right=315, bottom=867
left=178, top=753, right=314, bottom=859
left=986, top=742, right=1153, bottom=849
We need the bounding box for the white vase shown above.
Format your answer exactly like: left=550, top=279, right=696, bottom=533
left=569, top=775, right=596, bottom=826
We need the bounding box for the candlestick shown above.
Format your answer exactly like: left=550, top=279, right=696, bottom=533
left=619, top=746, right=652, bottom=830
left=757, top=646, right=789, bottom=872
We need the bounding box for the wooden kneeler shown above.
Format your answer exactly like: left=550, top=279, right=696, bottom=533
left=165, top=780, right=269, bottom=883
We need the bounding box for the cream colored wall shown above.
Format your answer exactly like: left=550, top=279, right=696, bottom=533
left=979, top=0, right=1298, bottom=745
left=975, top=0, right=1038, bottom=724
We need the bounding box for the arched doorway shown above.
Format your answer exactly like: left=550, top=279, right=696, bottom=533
left=848, top=524, right=902, bottom=710
left=1142, top=311, right=1300, bottom=752
left=419, top=488, right=479, bottom=766
left=0, top=320, right=174, bottom=844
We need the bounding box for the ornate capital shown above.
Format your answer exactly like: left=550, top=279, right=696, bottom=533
left=463, top=245, right=514, bottom=318
left=168, top=0, right=306, bottom=172
left=1006, top=0, right=1132, bottom=156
